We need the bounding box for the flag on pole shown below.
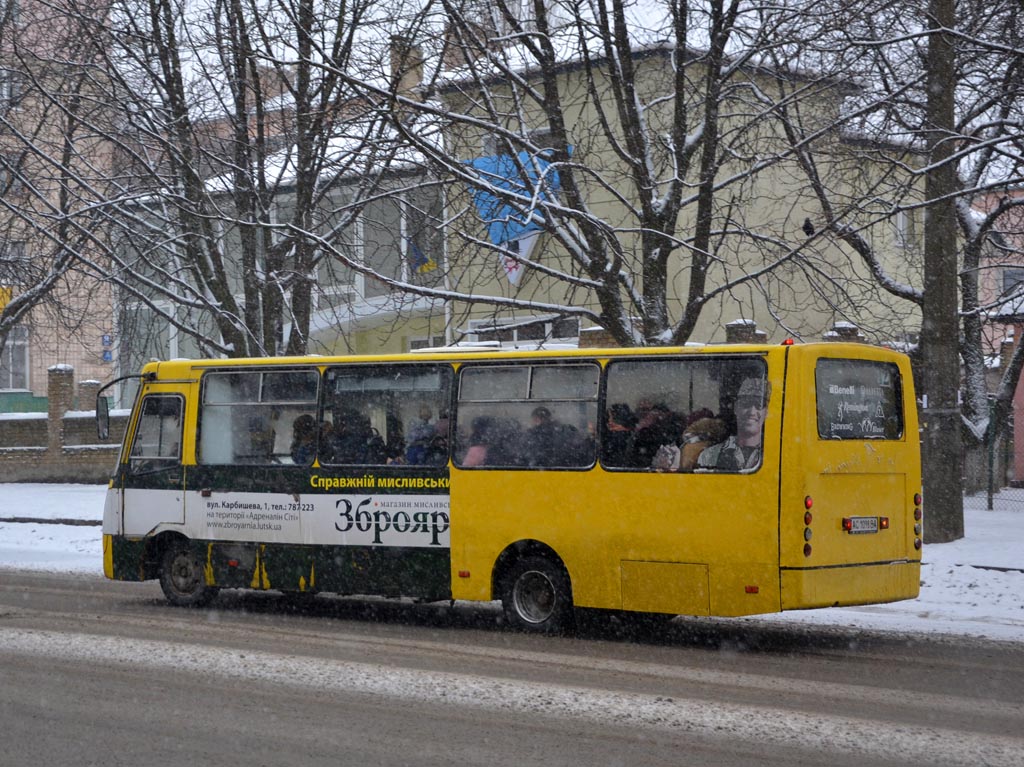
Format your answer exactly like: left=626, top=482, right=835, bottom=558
left=408, top=239, right=437, bottom=274
left=501, top=230, right=540, bottom=286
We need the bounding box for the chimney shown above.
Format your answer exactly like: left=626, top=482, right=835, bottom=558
left=390, top=35, right=424, bottom=101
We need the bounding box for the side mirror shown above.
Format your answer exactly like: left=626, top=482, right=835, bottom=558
left=94, top=373, right=146, bottom=443
left=97, top=394, right=110, bottom=441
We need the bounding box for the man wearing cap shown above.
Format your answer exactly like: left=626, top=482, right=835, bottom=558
left=697, top=377, right=770, bottom=471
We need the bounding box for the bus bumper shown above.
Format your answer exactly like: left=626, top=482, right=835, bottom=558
left=780, top=560, right=921, bottom=610
left=103, top=534, right=151, bottom=582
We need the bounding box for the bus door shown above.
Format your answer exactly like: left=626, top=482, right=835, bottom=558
left=181, top=367, right=322, bottom=585
left=119, top=387, right=187, bottom=536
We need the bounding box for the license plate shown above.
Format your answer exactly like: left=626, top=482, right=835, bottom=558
left=847, top=516, right=879, bottom=534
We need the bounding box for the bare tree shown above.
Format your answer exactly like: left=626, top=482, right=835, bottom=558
left=0, top=0, right=115, bottom=383
left=319, top=0, right=925, bottom=348
left=761, top=0, right=1024, bottom=539
left=38, top=0, right=435, bottom=366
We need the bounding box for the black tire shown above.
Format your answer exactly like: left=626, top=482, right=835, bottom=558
left=500, top=555, right=575, bottom=634
left=159, top=540, right=218, bottom=607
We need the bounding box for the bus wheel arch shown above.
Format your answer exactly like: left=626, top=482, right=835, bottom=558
left=157, top=534, right=218, bottom=608
left=493, top=541, right=575, bottom=634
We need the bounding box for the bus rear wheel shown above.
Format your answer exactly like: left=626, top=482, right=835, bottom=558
left=159, top=541, right=218, bottom=607
left=500, top=556, right=574, bottom=634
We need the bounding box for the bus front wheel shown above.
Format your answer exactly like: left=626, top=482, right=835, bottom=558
left=159, top=541, right=218, bottom=607
left=500, top=556, right=574, bottom=634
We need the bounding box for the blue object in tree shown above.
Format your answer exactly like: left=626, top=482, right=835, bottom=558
left=466, top=149, right=567, bottom=245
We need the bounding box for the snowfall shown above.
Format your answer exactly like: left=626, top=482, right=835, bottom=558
left=1, top=483, right=1022, bottom=643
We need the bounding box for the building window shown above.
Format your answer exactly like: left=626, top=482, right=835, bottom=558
left=0, top=324, right=28, bottom=390
left=0, top=159, right=25, bottom=198
left=0, top=67, right=25, bottom=111
left=1, top=0, right=19, bottom=25
left=1, top=239, right=26, bottom=270
left=482, top=133, right=499, bottom=157
left=1003, top=267, right=1024, bottom=297
left=892, top=209, right=911, bottom=249
left=461, top=0, right=521, bottom=36
left=410, top=335, right=446, bottom=351
left=468, top=315, right=579, bottom=347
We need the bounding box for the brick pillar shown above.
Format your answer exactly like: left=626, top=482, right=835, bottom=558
left=825, top=322, right=865, bottom=342
left=725, top=319, right=766, bottom=343
left=47, top=365, right=75, bottom=452
left=579, top=326, right=620, bottom=348
left=78, top=380, right=101, bottom=412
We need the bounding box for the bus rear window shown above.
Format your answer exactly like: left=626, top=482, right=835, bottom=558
left=815, top=359, right=903, bottom=440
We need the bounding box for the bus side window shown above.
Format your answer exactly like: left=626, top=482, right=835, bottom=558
left=321, top=364, right=452, bottom=467
left=455, top=363, right=598, bottom=469
left=199, top=370, right=319, bottom=465
left=128, top=395, right=183, bottom=473
left=602, top=358, right=765, bottom=473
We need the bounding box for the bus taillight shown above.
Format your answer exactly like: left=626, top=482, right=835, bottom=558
left=879, top=517, right=889, bottom=530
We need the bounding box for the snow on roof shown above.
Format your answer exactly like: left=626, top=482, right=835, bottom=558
left=202, top=111, right=443, bottom=195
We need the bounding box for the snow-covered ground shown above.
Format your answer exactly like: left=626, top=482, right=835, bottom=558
left=1, top=483, right=1022, bottom=642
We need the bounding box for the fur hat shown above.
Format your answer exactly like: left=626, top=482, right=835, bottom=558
left=683, top=417, right=727, bottom=444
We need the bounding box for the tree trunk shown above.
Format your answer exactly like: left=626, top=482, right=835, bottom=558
left=920, top=0, right=964, bottom=542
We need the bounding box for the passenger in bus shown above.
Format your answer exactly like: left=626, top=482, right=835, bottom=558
left=526, top=406, right=592, bottom=467
left=323, top=408, right=370, bottom=464
left=678, top=409, right=727, bottom=470
left=697, top=378, right=770, bottom=471
left=434, top=408, right=450, bottom=439
left=650, top=408, right=715, bottom=470
left=461, top=416, right=495, bottom=467
left=290, top=414, right=318, bottom=465
left=246, top=414, right=276, bottom=460
left=630, top=402, right=680, bottom=467
left=424, top=409, right=451, bottom=465
left=524, top=406, right=560, bottom=467
left=603, top=403, right=637, bottom=466
left=405, top=405, right=437, bottom=465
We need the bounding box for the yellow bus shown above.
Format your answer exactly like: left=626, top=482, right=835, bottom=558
left=97, top=341, right=922, bottom=633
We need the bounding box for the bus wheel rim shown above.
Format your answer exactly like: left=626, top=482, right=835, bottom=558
left=513, top=570, right=556, bottom=624
left=170, top=552, right=200, bottom=595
